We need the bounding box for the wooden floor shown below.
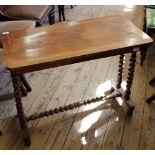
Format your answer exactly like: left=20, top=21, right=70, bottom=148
left=0, top=5, right=155, bottom=150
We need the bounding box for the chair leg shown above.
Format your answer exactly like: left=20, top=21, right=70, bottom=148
left=61, top=5, right=66, bottom=21
left=48, top=9, right=55, bottom=25
left=20, top=75, right=32, bottom=92
left=146, top=77, right=155, bottom=104
left=71, top=5, right=73, bottom=9
left=20, top=82, right=27, bottom=97
left=140, top=45, right=149, bottom=66
left=149, top=77, right=155, bottom=85
left=146, top=94, right=155, bottom=103
left=36, top=21, right=42, bottom=27
left=58, top=5, right=62, bottom=22
left=58, top=5, right=65, bottom=22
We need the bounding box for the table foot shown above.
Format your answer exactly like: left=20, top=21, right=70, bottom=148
left=23, top=137, right=31, bottom=146
left=111, top=80, right=135, bottom=116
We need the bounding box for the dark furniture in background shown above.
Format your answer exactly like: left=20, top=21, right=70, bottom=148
left=146, top=77, right=155, bottom=103
left=0, top=5, right=55, bottom=26
left=141, top=5, right=155, bottom=65
left=58, top=5, right=74, bottom=22
left=141, top=5, right=155, bottom=104
left=58, top=5, right=65, bottom=22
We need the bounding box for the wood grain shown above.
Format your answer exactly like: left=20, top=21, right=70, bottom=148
left=2, top=16, right=152, bottom=74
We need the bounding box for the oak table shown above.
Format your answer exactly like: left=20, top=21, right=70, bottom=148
left=2, top=16, right=153, bottom=146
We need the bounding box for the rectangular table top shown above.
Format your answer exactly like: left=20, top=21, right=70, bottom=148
left=2, top=16, right=153, bottom=73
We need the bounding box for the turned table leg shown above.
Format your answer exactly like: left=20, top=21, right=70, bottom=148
left=140, top=50, right=146, bottom=66
left=140, top=41, right=149, bottom=66
left=146, top=77, right=155, bottom=104
left=11, top=73, right=31, bottom=146
left=124, top=51, right=137, bottom=115
left=116, top=54, right=125, bottom=89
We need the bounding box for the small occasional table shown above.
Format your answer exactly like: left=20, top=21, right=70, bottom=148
left=2, top=16, right=153, bottom=146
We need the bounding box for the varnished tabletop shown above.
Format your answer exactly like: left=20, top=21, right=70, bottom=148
left=2, top=16, right=153, bottom=73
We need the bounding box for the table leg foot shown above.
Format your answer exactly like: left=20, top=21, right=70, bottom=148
left=111, top=80, right=135, bottom=116
left=23, top=136, right=31, bottom=146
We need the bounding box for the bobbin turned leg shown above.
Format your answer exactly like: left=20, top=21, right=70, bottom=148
left=140, top=47, right=147, bottom=66
left=11, top=73, right=31, bottom=146
left=106, top=54, right=125, bottom=97
left=124, top=51, right=137, bottom=115
left=140, top=39, right=149, bottom=66
left=116, top=54, right=125, bottom=89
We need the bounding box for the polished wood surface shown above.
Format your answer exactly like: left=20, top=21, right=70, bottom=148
left=2, top=15, right=152, bottom=73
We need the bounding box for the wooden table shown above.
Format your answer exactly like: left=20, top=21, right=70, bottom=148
left=2, top=16, right=153, bottom=146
